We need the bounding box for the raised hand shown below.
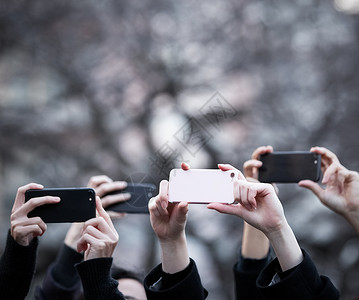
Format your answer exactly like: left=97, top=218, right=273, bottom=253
left=148, top=177, right=189, bottom=273
left=299, top=146, right=359, bottom=234
left=77, top=197, right=119, bottom=261
left=11, top=183, right=60, bottom=246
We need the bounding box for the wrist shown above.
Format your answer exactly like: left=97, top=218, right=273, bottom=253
left=265, top=222, right=303, bottom=271
left=160, top=234, right=190, bottom=274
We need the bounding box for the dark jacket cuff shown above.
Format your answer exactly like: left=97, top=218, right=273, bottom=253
left=257, top=249, right=340, bottom=299
left=76, top=257, right=125, bottom=300
left=144, top=258, right=208, bottom=300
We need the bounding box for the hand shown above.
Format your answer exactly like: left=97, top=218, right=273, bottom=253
left=243, top=146, right=273, bottom=180
left=65, top=175, right=128, bottom=250
left=299, top=147, right=359, bottom=233
left=208, top=171, right=285, bottom=236
left=209, top=165, right=303, bottom=271
left=10, top=183, right=60, bottom=246
left=148, top=179, right=188, bottom=243
left=77, top=197, right=119, bottom=261
left=148, top=167, right=190, bottom=274
left=87, top=175, right=130, bottom=218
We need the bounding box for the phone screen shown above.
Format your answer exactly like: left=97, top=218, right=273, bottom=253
left=168, top=169, right=238, bottom=204
left=258, top=152, right=321, bottom=183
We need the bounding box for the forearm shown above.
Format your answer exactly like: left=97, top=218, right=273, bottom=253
left=160, top=233, right=190, bottom=274
left=242, top=222, right=270, bottom=259
left=266, top=222, right=303, bottom=272
left=64, top=223, right=83, bottom=251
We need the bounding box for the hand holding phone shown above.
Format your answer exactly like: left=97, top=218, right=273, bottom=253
left=168, top=168, right=239, bottom=204
left=25, top=188, right=96, bottom=223
left=258, top=151, right=322, bottom=183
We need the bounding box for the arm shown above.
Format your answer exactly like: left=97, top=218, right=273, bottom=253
left=0, top=183, right=59, bottom=300
left=232, top=146, right=273, bottom=300
left=241, top=145, right=273, bottom=260
left=149, top=180, right=190, bottom=274
left=144, top=174, right=207, bottom=300
left=208, top=178, right=303, bottom=272
left=208, top=171, right=339, bottom=298
left=299, top=146, right=359, bottom=234
left=36, top=175, right=129, bottom=299
left=76, top=197, right=125, bottom=300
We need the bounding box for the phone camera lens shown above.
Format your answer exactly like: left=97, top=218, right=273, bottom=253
left=230, top=172, right=235, bottom=178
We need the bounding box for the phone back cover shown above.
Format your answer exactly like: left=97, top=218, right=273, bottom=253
left=25, top=188, right=96, bottom=223
left=168, top=169, right=237, bottom=203
left=258, top=152, right=321, bottom=183
left=106, top=183, right=156, bottom=214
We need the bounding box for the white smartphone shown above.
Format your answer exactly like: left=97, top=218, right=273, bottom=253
left=168, top=169, right=238, bottom=204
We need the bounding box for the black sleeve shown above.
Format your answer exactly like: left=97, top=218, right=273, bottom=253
left=256, top=249, right=340, bottom=300
left=233, top=250, right=271, bottom=300
left=76, top=257, right=126, bottom=300
left=0, top=230, right=38, bottom=300
left=144, top=258, right=208, bottom=300
left=34, top=244, right=84, bottom=300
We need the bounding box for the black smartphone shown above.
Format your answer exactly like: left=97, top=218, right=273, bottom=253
left=258, top=151, right=322, bottom=183
left=25, top=188, right=96, bottom=223
left=105, top=183, right=157, bottom=214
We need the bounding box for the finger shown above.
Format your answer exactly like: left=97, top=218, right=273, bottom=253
left=95, top=197, right=116, bottom=231
left=148, top=195, right=159, bottom=217
left=12, top=221, right=47, bottom=239
left=96, top=181, right=128, bottom=198
left=177, top=201, right=189, bottom=217
left=13, top=183, right=44, bottom=211
left=83, top=217, right=118, bottom=242
left=233, top=180, right=240, bottom=203
left=107, top=211, right=127, bottom=219
left=16, top=196, right=60, bottom=216
left=207, top=202, right=239, bottom=216
left=181, top=162, right=190, bottom=170
left=322, top=163, right=340, bottom=184
left=218, top=164, right=246, bottom=180
left=243, top=159, right=263, bottom=179
left=158, top=180, right=169, bottom=212
left=247, top=186, right=258, bottom=209
left=87, top=175, right=113, bottom=189
left=240, top=182, right=253, bottom=211
left=77, top=236, right=89, bottom=253
left=310, top=147, right=340, bottom=171
left=102, top=192, right=131, bottom=208
left=298, top=180, right=324, bottom=200
left=251, top=145, right=273, bottom=160
left=82, top=224, right=110, bottom=241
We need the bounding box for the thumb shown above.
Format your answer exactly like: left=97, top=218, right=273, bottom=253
left=298, top=180, right=323, bottom=200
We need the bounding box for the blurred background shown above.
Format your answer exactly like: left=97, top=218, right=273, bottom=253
left=1, top=0, right=359, bottom=299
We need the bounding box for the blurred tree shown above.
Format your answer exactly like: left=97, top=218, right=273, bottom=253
left=0, top=0, right=358, bottom=299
